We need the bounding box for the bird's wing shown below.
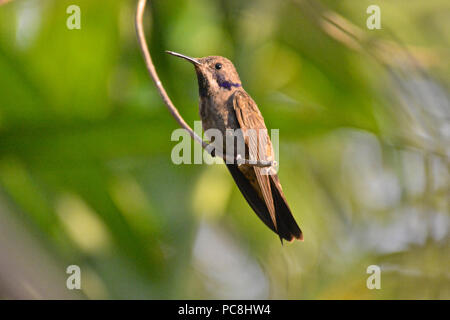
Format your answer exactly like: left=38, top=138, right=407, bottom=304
left=232, top=91, right=277, bottom=230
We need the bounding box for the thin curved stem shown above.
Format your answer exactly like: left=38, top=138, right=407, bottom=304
left=136, top=0, right=206, bottom=148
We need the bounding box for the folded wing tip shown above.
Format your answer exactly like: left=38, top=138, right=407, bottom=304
left=279, top=232, right=303, bottom=245
left=286, top=231, right=303, bottom=243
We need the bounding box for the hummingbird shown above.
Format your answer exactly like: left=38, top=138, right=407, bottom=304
left=166, top=51, right=303, bottom=242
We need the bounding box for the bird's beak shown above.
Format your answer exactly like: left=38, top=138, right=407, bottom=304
left=165, top=51, right=201, bottom=66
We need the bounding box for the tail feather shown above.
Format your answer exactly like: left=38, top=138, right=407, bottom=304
left=226, top=164, right=303, bottom=242
left=226, top=164, right=278, bottom=234
left=270, top=175, right=303, bottom=241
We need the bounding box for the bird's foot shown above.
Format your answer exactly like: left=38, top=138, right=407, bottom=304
left=236, top=154, right=275, bottom=168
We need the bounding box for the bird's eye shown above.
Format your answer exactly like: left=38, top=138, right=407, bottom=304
left=215, top=63, right=222, bottom=70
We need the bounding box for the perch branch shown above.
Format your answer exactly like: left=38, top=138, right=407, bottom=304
left=135, top=0, right=273, bottom=168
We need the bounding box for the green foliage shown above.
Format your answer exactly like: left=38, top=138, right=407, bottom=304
left=0, top=0, right=448, bottom=299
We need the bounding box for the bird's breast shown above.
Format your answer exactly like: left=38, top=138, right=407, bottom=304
left=199, top=93, right=239, bottom=134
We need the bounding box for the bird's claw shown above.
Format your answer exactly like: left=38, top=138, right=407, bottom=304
left=236, top=154, right=245, bottom=167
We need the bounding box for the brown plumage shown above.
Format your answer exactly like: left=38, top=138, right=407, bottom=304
left=167, top=51, right=303, bottom=242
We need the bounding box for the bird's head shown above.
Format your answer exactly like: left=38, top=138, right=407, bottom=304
left=166, top=51, right=242, bottom=97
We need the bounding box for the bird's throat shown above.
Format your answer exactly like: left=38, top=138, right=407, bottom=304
left=196, top=70, right=240, bottom=98
left=196, top=71, right=209, bottom=98
left=215, top=73, right=241, bottom=90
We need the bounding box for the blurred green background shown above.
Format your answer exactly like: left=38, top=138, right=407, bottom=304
left=0, top=0, right=448, bottom=299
